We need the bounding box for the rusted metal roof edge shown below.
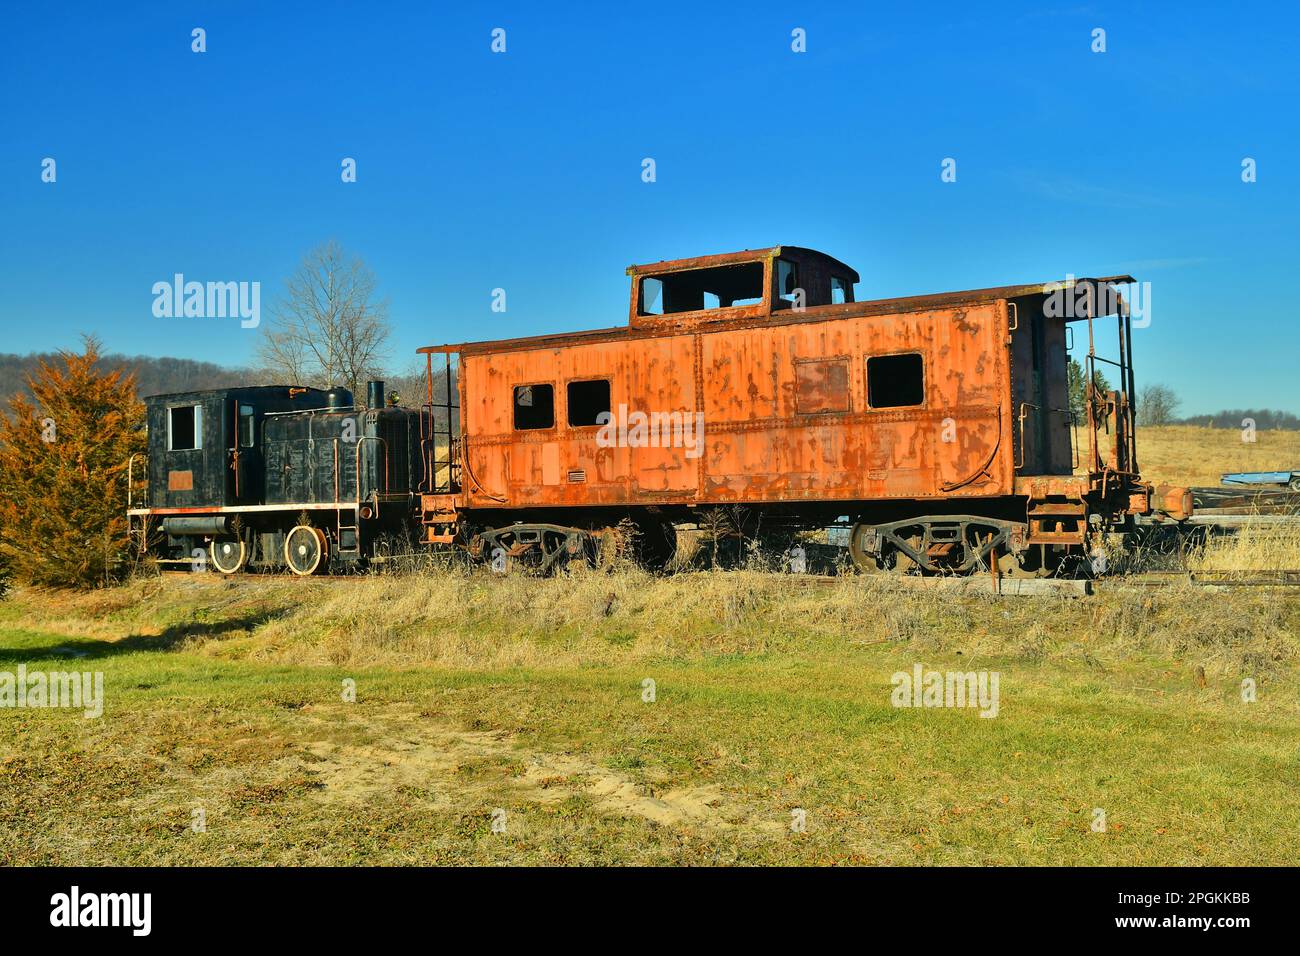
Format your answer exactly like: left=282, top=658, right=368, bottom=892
left=777, top=246, right=861, bottom=282
left=142, top=384, right=329, bottom=402
left=623, top=245, right=861, bottom=282
left=420, top=274, right=1138, bottom=357
left=625, top=247, right=779, bottom=276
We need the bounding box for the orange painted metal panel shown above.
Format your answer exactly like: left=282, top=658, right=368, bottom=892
left=697, top=303, right=1008, bottom=503
left=462, top=335, right=697, bottom=507
left=458, top=300, right=1012, bottom=509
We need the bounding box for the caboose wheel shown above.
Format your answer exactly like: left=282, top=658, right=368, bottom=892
left=848, top=523, right=900, bottom=574
left=848, top=524, right=884, bottom=573
left=284, top=525, right=329, bottom=576
left=209, top=538, right=248, bottom=574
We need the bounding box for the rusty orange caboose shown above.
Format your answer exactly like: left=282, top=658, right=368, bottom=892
left=417, top=246, right=1189, bottom=575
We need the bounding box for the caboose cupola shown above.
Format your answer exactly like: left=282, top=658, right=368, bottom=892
left=625, top=246, right=860, bottom=329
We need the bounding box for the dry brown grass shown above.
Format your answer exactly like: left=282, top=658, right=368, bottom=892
left=9, top=552, right=1296, bottom=678
left=1188, top=521, right=1300, bottom=573
left=1134, top=425, right=1300, bottom=487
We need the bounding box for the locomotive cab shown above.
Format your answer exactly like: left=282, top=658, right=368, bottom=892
left=145, top=385, right=330, bottom=511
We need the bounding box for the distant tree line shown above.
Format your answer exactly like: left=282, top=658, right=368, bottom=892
left=1066, top=358, right=1296, bottom=429
left=0, top=351, right=251, bottom=408
left=1178, top=408, right=1300, bottom=431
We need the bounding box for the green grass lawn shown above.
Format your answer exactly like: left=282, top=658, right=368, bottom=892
left=1, top=572, right=1297, bottom=865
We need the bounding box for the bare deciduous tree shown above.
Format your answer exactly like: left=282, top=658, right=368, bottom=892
left=1136, top=383, right=1181, bottom=426
left=257, top=241, right=390, bottom=396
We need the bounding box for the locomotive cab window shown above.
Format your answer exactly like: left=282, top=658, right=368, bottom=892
left=567, top=379, right=610, bottom=427
left=637, top=262, right=764, bottom=316
left=238, top=404, right=255, bottom=447
left=866, top=353, right=925, bottom=408
left=513, top=384, right=554, bottom=430
left=168, top=404, right=202, bottom=451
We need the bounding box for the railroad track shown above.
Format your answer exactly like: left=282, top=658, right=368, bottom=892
left=159, top=567, right=1300, bottom=589
left=1075, top=569, right=1300, bottom=589
left=1185, top=569, right=1300, bottom=587
left=160, top=569, right=372, bottom=581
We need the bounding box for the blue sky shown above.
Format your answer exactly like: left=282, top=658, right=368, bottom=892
left=1, top=1, right=1296, bottom=413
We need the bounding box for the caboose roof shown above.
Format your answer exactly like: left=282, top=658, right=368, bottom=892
left=624, top=245, right=861, bottom=282
left=142, top=384, right=329, bottom=403
left=420, top=256, right=1135, bottom=357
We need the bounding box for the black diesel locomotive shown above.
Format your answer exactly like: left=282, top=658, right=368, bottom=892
left=129, top=381, right=424, bottom=573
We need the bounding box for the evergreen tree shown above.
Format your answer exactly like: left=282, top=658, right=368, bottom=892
left=1067, top=357, right=1112, bottom=422
left=0, top=337, right=145, bottom=588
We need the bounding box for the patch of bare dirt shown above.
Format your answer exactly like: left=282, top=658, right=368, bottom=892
left=293, top=704, right=746, bottom=832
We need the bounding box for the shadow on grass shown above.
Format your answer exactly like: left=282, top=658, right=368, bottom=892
left=0, top=611, right=280, bottom=664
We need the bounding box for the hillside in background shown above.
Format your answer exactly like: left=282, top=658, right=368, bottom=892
left=0, top=351, right=252, bottom=404
left=0, top=352, right=428, bottom=407
left=1179, top=409, right=1300, bottom=430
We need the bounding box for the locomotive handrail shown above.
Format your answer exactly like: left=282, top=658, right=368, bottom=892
left=420, top=346, right=463, bottom=495
left=355, top=435, right=389, bottom=508
left=127, top=453, right=143, bottom=510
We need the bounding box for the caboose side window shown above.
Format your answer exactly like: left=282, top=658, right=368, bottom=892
left=831, top=276, right=851, bottom=305
left=513, top=384, right=554, bottom=430
left=168, top=404, right=202, bottom=450
left=567, top=379, right=610, bottom=427
left=866, top=353, right=925, bottom=408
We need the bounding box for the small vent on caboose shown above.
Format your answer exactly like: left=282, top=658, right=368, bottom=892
left=567, top=469, right=587, bottom=484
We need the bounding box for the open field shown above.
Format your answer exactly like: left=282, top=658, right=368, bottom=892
left=1132, top=425, right=1300, bottom=488
left=2, top=558, right=1298, bottom=866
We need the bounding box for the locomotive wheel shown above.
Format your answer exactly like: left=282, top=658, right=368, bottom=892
left=284, top=525, right=329, bottom=576
left=208, top=537, right=248, bottom=575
